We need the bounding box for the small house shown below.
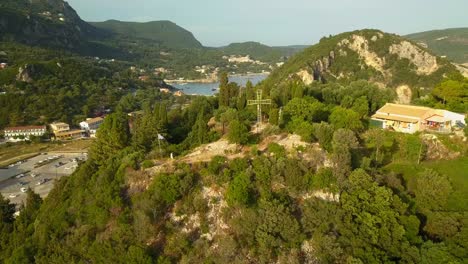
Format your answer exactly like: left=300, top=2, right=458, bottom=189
left=371, top=103, right=466, bottom=134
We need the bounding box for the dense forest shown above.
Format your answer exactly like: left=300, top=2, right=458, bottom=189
left=1, top=72, right=467, bottom=263
left=0, top=42, right=177, bottom=130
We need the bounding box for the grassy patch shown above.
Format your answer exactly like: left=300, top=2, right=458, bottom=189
left=384, top=157, right=468, bottom=211
left=425, top=158, right=468, bottom=211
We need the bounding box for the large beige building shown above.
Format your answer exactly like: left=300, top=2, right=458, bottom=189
left=371, top=103, right=466, bottom=134
left=3, top=126, right=47, bottom=141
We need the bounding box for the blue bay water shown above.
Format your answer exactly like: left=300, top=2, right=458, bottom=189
left=171, top=74, right=268, bottom=96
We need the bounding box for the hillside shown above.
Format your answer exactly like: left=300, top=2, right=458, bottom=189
left=0, top=0, right=101, bottom=49
left=90, top=20, right=203, bottom=50
left=406, top=28, right=468, bottom=63
left=261, top=29, right=460, bottom=102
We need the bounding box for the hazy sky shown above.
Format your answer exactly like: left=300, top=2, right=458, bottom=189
left=67, top=0, right=468, bottom=47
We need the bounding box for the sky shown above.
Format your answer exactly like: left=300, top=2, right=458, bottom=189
left=67, top=0, right=468, bottom=47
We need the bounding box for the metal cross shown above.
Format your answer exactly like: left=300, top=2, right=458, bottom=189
left=247, top=90, right=271, bottom=128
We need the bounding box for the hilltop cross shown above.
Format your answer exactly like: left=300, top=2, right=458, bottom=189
left=248, top=90, right=271, bottom=131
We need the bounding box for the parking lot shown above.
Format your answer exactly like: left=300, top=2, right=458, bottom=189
left=0, top=152, right=87, bottom=207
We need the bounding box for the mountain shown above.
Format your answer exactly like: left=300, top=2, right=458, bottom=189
left=262, top=29, right=459, bottom=102
left=406, top=28, right=468, bottom=64
left=90, top=20, right=203, bottom=49
left=0, top=0, right=100, bottom=49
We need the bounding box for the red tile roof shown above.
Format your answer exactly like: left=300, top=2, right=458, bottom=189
left=4, top=125, right=46, bottom=131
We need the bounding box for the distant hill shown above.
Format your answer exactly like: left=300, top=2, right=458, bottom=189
left=262, top=29, right=459, bottom=102
left=219, top=42, right=306, bottom=62
left=90, top=20, right=203, bottom=49
left=406, top=28, right=468, bottom=63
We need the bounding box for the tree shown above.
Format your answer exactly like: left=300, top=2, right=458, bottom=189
left=227, top=120, right=249, bottom=145
left=90, top=112, right=131, bottom=164
left=284, top=97, right=325, bottom=123
left=329, top=107, right=363, bottom=131
left=312, top=122, right=334, bottom=151
left=0, top=195, right=15, bottom=261
left=218, top=72, right=229, bottom=107
left=226, top=172, right=252, bottom=206
left=340, top=169, right=412, bottom=263
left=331, top=129, right=358, bottom=184
left=414, top=169, right=452, bottom=211
left=363, top=129, right=386, bottom=166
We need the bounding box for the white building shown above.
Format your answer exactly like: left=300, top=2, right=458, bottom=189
left=80, top=117, right=104, bottom=137
left=3, top=126, right=46, bottom=141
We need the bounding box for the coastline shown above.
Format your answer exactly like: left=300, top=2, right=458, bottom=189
left=165, top=72, right=270, bottom=84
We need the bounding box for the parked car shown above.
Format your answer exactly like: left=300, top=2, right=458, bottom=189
left=9, top=194, right=18, bottom=198
left=20, top=187, right=27, bottom=193
left=36, top=179, right=46, bottom=186
left=15, top=174, right=25, bottom=179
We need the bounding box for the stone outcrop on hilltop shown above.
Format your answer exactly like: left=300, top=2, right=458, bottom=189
left=263, top=29, right=460, bottom=100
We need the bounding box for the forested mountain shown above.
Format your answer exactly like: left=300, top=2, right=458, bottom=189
left=261, top=29, right=460, bottom=104
left=406, top=28, right=468, bottom=63
left=0, top=0, right=102, bottom=50
left=90, top=20, right=203, bottom=49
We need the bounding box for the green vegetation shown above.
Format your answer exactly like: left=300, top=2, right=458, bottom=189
left=90, top=20, right=203, bottom=49
left=0, top=2, right=467, bottom=263
left=261, top=29, right=459, bottom=100
left=406, top=28, right=468, bottom=63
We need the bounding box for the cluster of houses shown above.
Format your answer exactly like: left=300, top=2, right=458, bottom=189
left=371, top=103, right=466, bottom=134
left=2, top=117, right=105, bottom=142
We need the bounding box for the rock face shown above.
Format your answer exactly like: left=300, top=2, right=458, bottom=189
left=389, top=41, right=439, bottom=75
left=395, top=85, right=412, bottom=105
left=296, top=69, right=314, bottom=85
left=339, top=34, right=386, bottom=74
left=16, top=64, right=35, bottom=83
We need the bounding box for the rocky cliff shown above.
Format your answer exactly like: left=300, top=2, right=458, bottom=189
left=262, top=29, right=460, bottom=100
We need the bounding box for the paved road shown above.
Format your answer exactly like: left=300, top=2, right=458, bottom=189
left=0, top=152, right=87, bottom=208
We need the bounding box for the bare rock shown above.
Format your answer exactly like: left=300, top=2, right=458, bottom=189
left=389, top=41, right=439, bottom=75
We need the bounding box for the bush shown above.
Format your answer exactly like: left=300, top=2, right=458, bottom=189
left=227, top=120, right=249, bottom=145
left=141, top=160, right=154, bottom=169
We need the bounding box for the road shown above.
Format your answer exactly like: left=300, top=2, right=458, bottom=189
left=0, top=152, right=87, bottom=208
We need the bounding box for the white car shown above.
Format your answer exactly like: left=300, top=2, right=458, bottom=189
left=9, top=194, right=18, bottom=198
left=36, top=179, right=46, bottom=186
left=20, top=187, right=27, bottom=193
left=16, top=174, right=25, bottom=179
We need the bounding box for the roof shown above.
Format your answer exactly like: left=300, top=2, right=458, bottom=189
left=426, top=115, right=450, bottom=123
left=371, top=114, right=419, bottom=123
left=50, top=122, right=69, bottom=126
left=4, top=125, right=46, bottom=131
left=376, top=103, right=432, bottom=119
left=83, top=117, right=104, bottom=124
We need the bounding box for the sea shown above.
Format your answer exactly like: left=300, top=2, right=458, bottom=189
left=171, top=74, right=268, bottom=96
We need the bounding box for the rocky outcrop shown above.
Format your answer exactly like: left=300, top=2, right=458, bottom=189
left=339, top=35, right=386, bottom=74
left=454, top=63, right=468, bottom=77
left=389, top=41, right=439, bottom=75
left=296, top=69, right=314, bottom=85
left=395, top=85, right=412, bottom=104
left=16, top=64, right=35, bottom=82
